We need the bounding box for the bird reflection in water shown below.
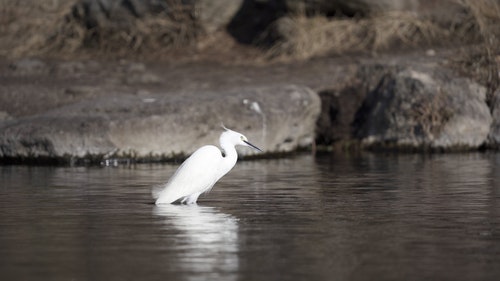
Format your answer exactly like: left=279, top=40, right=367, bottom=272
left=153, top=205, right=239, bottom=280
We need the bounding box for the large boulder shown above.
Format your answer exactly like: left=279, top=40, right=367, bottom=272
left=0, top=85, right=320, bottom=163
left=315, top=63, right=399, bottom=147
left=352, top=64, right=492, bottom=150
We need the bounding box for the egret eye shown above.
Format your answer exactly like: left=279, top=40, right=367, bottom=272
left=240, top=136, right=245, bottom=141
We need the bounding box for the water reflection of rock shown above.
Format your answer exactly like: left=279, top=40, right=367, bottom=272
left=153, top=205, right=239, bottom=281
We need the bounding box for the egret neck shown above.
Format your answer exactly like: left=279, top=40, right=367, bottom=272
left=217, top=132, right=239, bottom=181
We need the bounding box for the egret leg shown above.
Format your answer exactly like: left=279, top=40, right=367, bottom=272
left=185, top=192, right=201, bottom=204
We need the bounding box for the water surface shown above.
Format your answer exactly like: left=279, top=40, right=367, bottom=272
left=1, top=153, right=499, bottom=280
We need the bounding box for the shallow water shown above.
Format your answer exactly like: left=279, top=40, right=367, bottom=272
left=1, top=153, right=500, bottom=281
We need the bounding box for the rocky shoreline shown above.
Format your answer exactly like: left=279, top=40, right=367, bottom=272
left=0, top=48, right=499, bottom=165
left=1, top=0, right=499, bottom=164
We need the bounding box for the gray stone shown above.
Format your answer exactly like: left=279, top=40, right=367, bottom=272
left=0, top=111, right=12, bottom=122
left=0, top=85, right=320, bottom=162
left=9, top=58, right=49, bottom=75
left=353, top=64, right=492, bottom=150
left=196, top=0, right=243, bottom=33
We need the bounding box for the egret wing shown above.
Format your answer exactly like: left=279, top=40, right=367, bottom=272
left=155, top=145, right=222, bottom=204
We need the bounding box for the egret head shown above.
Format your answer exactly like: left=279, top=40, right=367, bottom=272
left=238, top=133, right=262, bottom=151
left=220, top=127, right=262, bottom=152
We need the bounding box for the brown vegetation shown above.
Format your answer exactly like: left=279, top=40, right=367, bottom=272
left=0, top=0, right=498, bottom=81
left=265, top=12, right=458, bottom=60
left=410, top=89, right=453, bottom=140
left=447, top=0, right=500, bottom=104
left=0, top=0, right=199, bottom=59
left=266, top=0, right=499, bottom=59
left=0, top=0, right=77, bottom=57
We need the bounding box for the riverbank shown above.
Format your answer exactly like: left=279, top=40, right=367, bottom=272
left=0, top=46, right=499, bottom=165
left=0, top=0, right=499, bottom=164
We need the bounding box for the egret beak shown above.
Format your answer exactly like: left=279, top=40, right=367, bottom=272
left=244, top=140, right=262, bottom=152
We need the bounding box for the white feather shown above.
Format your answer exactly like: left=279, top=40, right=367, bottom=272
left=155, top=146, right=222, bottom=204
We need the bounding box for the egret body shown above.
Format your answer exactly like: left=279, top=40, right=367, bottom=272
left=155, top=128, right=261, bottom=204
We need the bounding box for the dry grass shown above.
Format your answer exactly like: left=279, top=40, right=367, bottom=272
left=266, top=10, right=472, bottom=60
left=411, top=89, right=453, bottom=140
left=0, top=0, right=77, bottom=57
left=0, top=0, right=199, bottom=59
left=46, top=0, right=198, bottom=58
left=448, top=0, right=500, bottom=102
left=1, top=0, right=498, bottom=72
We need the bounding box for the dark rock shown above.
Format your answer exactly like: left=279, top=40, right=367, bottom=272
left=352, top=64, right=492, bottom=150
left=316, top=86, right=366, bottom=145
left=316, top=60, right=494, bottom=151
left=0, top=85, right=320, bottom=162
left=315, top=63, right=402, bottom=146
left=227, top=0, right=287, bottom=45
left=487, top=89, right=500, bottom=148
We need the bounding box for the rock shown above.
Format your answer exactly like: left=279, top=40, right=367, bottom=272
left=64, top=86, right=98, bottom=98
left=9, top=58, right=49, bottom=75
left=0, top=85, right=320, bottom=163
left=315, top=86, right=366, bottom=145
left=196, top=0, right=243, bottom=33
left=352, top=64, right=492, bottom=150
left=0, top=116, right=114, bottom=159
left=315, top=63, right=396, bottom=146
left=227, top=0, right=286, bottom=44
left=0, top=111, right=12, bottom=121
left=53, top=61, right=87, bottom=76
left=487, top=89, right=500, bottom=148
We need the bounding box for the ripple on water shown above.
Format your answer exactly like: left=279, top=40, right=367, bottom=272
left=1, top=153, right=500, bottom=281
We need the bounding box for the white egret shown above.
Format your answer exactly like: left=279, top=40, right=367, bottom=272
left=155, top=127, right=262, bottom=204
